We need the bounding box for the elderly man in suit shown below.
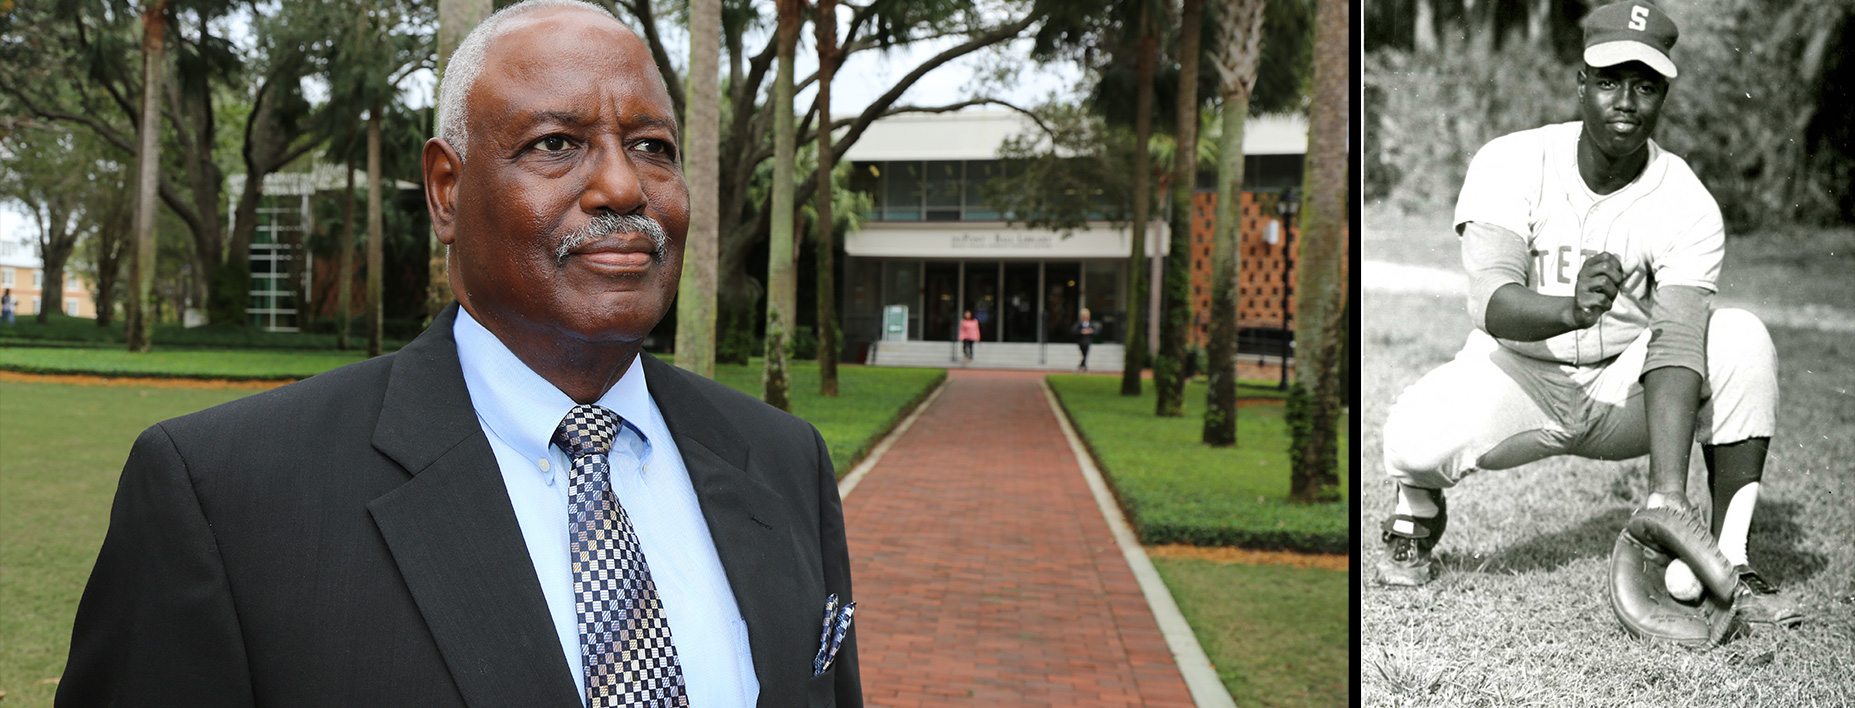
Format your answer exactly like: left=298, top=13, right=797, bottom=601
left=56, top=2, right=859, bottom=706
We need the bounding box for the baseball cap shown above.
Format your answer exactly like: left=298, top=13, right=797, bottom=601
left=1582, top=2, right=1680, bottom=78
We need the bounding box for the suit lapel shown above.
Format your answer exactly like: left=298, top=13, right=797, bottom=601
left=642, top=355, right=805, bottom=698
left=366, top=304, right=580, bottom=708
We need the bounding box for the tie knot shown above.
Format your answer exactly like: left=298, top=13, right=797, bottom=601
left=553, top=404, right=621, bottom=459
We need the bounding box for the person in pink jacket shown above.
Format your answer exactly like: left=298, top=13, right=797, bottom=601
left=958, top=310, right=981, bottom=362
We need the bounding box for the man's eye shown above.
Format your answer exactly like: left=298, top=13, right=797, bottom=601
left=537, top=136, right=571, bottom=152
left=634, top=139, right=671, bottom=156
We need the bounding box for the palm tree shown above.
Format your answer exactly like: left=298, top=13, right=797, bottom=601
left=813, top=0, right=841, bottom=397
left=1121, top=0, right=1159, bottom=397
left=1287, top=0, right=1346, bottom=502
left=126, top=0, right=170, bottom=353
left=761, top=0, right=803, bottom=411
left=1201, top=0, right=1269, bottom=445
left=676, top=0, right=721, bottom=379
left=1154, top=0, right=1206, bottom=417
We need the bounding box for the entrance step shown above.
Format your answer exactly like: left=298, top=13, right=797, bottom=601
left=868, top=341, right=1124, bottom=371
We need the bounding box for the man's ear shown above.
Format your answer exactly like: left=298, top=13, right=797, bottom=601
left=423, top=138, right=462, bottom=245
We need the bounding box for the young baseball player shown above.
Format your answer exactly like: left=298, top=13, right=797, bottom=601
left=1373, top=1, right=1802, bottom=627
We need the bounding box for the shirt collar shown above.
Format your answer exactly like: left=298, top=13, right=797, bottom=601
left=1555, top=121, right=1668, bottom=205
left=453, top=308, right=654, bottom=468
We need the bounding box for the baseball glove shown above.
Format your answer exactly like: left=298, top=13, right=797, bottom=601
left=1608, top=506, right=1747, bottom=646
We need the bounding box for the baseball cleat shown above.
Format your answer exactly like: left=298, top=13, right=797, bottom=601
left=1375, top=491, right=1448, bottom=587
left=1732, top=565, right=1805, bottom=627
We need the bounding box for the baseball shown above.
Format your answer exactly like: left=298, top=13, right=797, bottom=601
left=1665, top=559, right=1704, bottom=603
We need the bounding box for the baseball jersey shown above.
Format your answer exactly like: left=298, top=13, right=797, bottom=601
left=1454, top=121, right=1724, bottom=365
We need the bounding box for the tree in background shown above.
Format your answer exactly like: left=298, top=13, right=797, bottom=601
left=323, top=0, right=434, bottom=356
left=675, top=0, right=721, bottom=379
left=813, top=0, right=841, bottom=397
left=0, top=121, right=90, bottom=323
left=1153, top=0, right=1206, bottom=417
left=127, top=0, right=169, bottom=351
left=1200, top=0, right=1270, bottom=445
left=605, top=0, right=1052, bottom=364
left=762, top=0, right=802, bottom=411
left=1286, top=0, right=1345, bottom=503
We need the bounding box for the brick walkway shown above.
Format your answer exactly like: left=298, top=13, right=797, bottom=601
left=844, top=370, right=1196, bottom=708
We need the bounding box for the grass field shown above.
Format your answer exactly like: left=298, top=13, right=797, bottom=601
left=1361, top=206, right=1855, bottom=706
left=0, top=312, right=414, bottom=350
left=0, top=346, right=374, bottom=380
left=0, top=359, right=940, bottom=706
left=1048, top=374, right=1350, bottom=553
left=1155, top=557, right=1350, bottom=708
left=0, top=383, right=259, bottom=706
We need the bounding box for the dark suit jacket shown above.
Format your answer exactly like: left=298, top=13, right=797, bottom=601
left=57, top=304, right=859, bottom=708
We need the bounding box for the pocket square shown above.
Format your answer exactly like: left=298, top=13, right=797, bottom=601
left=812, top=593, right=856, bottom=676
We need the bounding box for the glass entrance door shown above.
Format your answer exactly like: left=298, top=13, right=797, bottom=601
left=1043, top=262, right=1080, bottom=343
left=1001, top=262, right=1040, bottom=342
left=923, top=262, right=961, bottom=341
left=962, top=262, right=999, bottom=341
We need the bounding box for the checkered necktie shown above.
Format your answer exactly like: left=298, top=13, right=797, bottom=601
left=553, top=404, right=689, bottom=708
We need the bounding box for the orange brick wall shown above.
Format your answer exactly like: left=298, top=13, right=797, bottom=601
left=1187, top=191, right=1350, bottom=348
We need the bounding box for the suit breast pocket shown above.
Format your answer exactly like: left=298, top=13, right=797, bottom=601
left=807, top=666, right=836, bottom=708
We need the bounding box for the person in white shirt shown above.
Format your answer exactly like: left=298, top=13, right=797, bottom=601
left=1372, top=1, right=1801, bottom=629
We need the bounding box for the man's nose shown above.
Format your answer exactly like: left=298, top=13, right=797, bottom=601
left=581, top=143, right=648, bottom=215
left=1614, top=85, right=1637, bottom=112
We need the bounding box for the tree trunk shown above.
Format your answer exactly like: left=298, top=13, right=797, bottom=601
left=1203, top=0, right=1267, bottom=446
left=93, top=198, right=131, bottom=327
left=429, top=0, right=491, bottom=319
left=1122, top=5, right=1157, bottom=397
left=761, top=0, right=800, bottom=411
left=367, top=106, right=385, bottom=358
left=338, top=163, right=356, bottom=349
left=1156, top=0, right=1205, bottom=418
left=814, top=0, right=839, bottom=397
left=1205, top=106, right=1252, bottom=446
left=676, top=0, right=721, bottom=379
left=36, top=216, right=75, bottom=323
left=1413, top=0, right=1437, bottom=53
left=1288, top=0, right=1347, bottom=503
left=126, top=0, right=168, bottom=353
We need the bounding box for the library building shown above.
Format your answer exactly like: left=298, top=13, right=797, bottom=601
left=838, top=110, right=1333, bottom=370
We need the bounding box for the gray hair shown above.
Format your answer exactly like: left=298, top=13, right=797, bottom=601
left=555, top=212, right=670, bottom=264
left=435, top=0, right=617, bottom=163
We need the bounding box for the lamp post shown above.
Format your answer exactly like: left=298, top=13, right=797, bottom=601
left=1275, top=187, right=1298, bottom=391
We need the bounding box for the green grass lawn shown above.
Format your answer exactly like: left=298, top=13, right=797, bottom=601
left=0, top=358, right=940, bottom=706
left=1047, top=374, right=1350, bottom=553
left=1362, top=210, right=1855, bottom=706
left=0, top=312, right=414, bottom=351
left=1, top=383, right=259, bottom=707
left=1155, top=557, right=1349, bottom=708
left=703, top=361, right=944, bottom=474
left=0, top=345, right=375, bottom=380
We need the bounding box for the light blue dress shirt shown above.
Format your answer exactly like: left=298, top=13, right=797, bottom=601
left=454, top=310, right=759, bottom=707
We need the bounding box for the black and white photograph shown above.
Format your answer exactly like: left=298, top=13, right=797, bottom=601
left=1362, top=1, right=1854, bottom=705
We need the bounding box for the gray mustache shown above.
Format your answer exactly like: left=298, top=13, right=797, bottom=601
left=555, top=212, right=668, bottom=265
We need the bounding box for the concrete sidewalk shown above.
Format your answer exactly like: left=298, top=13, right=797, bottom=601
left=842, top=370, right=1197, bottom=707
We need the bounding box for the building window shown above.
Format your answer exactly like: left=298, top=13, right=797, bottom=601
left=67, top=273, right=80, bottom=292
left=2, top=268, right=12, bottom=287
left=30, top=295, right=41, bottom=314
left=32, top=269, right=43, bottom=288
left=922, top=161, right=962, bottom=221
left=65, top=298, right=79, bottom=316
left=881, top=162, right=923, bottom=221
